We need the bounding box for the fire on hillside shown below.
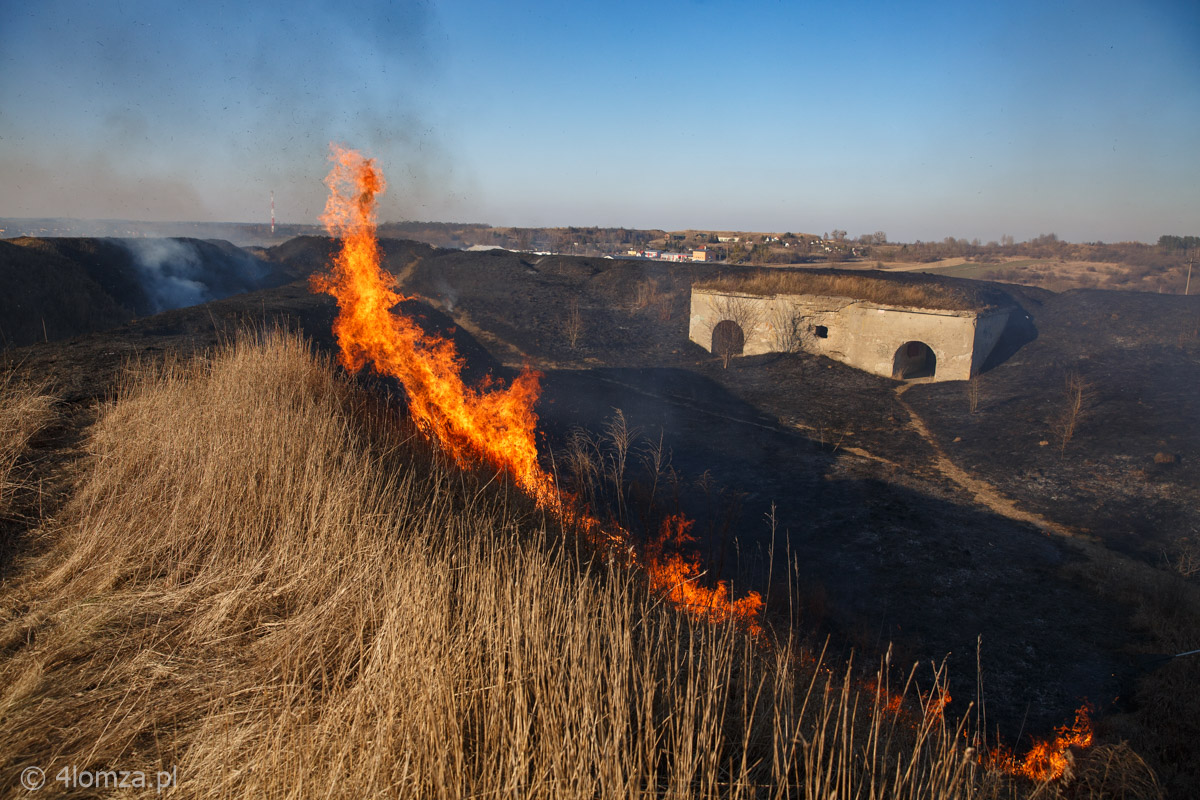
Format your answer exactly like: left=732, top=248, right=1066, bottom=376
left=310, top=143, right=1094, bottom=784
left=310, top=144, right=763, bottom=633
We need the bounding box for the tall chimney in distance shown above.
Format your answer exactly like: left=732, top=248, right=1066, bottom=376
left=270, top=191, right=276, bottom=237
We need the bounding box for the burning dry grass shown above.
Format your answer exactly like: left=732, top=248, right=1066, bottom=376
left=0, top=331, right=1160, bottom=798
left=695, top=270, right=998, bottom=312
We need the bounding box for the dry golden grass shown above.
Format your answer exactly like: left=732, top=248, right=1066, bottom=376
left=0, top=372, right=54, bottom=523
left=695, top=270, right=995, bottom=312
left=0, top=331, right=1150, bottom=798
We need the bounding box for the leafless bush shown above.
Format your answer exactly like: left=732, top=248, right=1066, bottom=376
left=632, top=278, right=674, bottom=321
left=1164, top=537, right=1200, bottom=579
left=769, top=303, right=814, bottom=354
left=1050, top=370, right=1091, bottom=457
left=708, top=294, right=763, bottom=368
left=563, top=297, right=583, bottom=350
left=632, top=277, right=664, bottom=311
left=966, top=375, right=981, bottom=414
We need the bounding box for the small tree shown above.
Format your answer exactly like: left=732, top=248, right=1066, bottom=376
left=1050, top=371, right=1091, bottom=457
left=708, top=295, right=762, bottom=369
left=563, top=298, right=583, bottom=350
left=769, top=303, right=815, bottom=354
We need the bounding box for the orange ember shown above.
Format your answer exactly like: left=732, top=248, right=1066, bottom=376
left=987, top=703, right=1094, bottom=782
left=864, top=677, right=905, bottom=717
left=312, top=145, right=762, bottom=632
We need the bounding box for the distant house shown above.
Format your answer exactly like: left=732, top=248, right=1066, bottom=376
left=717, top=236, right=740, bottom=243
left=691, top=247, right=711, bottom=262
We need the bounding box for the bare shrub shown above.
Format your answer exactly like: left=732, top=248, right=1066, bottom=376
left=631, top=277, right=662, bottom=311
left=708, top=294, right=763, bottom=368
left=632, top=278, right=675, bottom=321
left=563, top=297, right=584, bottom=350
left=1165, top=537, right=1200, bottom=579
left=653, top=292, right=673, bottom=321
left=966, top=375, right=981, bottom=414
left=1050, top=370, right=1091, bottom=457
left=768, top=303, right=814, bottom=354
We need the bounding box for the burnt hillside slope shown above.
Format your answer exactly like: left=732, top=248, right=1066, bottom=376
left=905, top=288, right=1200, bottom=563
left=0, top=236, right=291, bottom=348
left=6, top=237, right=1200, bottom=794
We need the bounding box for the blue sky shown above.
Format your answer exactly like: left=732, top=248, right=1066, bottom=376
left=1, top=0, right=1197, bottom=242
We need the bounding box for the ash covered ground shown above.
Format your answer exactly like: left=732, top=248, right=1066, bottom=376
left=5, top=236, right=1199, bottom=782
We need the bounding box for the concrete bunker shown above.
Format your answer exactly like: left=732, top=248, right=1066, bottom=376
left=688, top=271, right=1013, bottom=382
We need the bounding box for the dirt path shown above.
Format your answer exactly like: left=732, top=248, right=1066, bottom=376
left=893, top=383, right=1089, bottom=542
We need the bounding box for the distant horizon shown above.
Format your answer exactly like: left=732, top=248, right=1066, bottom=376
left=0, top=215, right=1186, bottom=246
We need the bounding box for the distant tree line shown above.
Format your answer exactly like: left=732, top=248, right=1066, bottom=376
left=870, top=232, right=1197, bottom=271
left=1158, top=235, right=1200, bottom=252
left=374, top=221, right=1198, bottom=274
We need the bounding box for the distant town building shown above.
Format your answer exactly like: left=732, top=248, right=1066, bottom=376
left=624, top=246, right=715, bottom=263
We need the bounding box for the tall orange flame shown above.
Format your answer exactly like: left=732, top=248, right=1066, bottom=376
left=313, top=146, right=553, bottom=505
left=311, top=144, right=762, bottom=633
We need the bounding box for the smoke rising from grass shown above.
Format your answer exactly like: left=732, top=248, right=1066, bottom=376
left=121, top=238, right=271, bottom=313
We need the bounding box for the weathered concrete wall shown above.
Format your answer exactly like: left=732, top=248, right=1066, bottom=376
left=971, top=309, right=1010, bottom=375
left=688, top=289, right=1010, bottom=382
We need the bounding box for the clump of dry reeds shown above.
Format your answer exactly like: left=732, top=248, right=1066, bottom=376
left=696, top=270, right=991, bottom=311
left=0, top=330, right=1146, bottom=798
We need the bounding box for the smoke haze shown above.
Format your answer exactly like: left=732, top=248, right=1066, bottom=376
left=121, top=238, right=271, bottom=313
left=0, top=0, right=453, bottom=225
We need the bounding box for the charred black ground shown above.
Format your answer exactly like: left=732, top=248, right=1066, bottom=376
left=4, top=236, right=1198, bottom=795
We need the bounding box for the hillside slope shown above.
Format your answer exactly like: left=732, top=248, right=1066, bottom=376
left=0, top=237, right=291, bottom=347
